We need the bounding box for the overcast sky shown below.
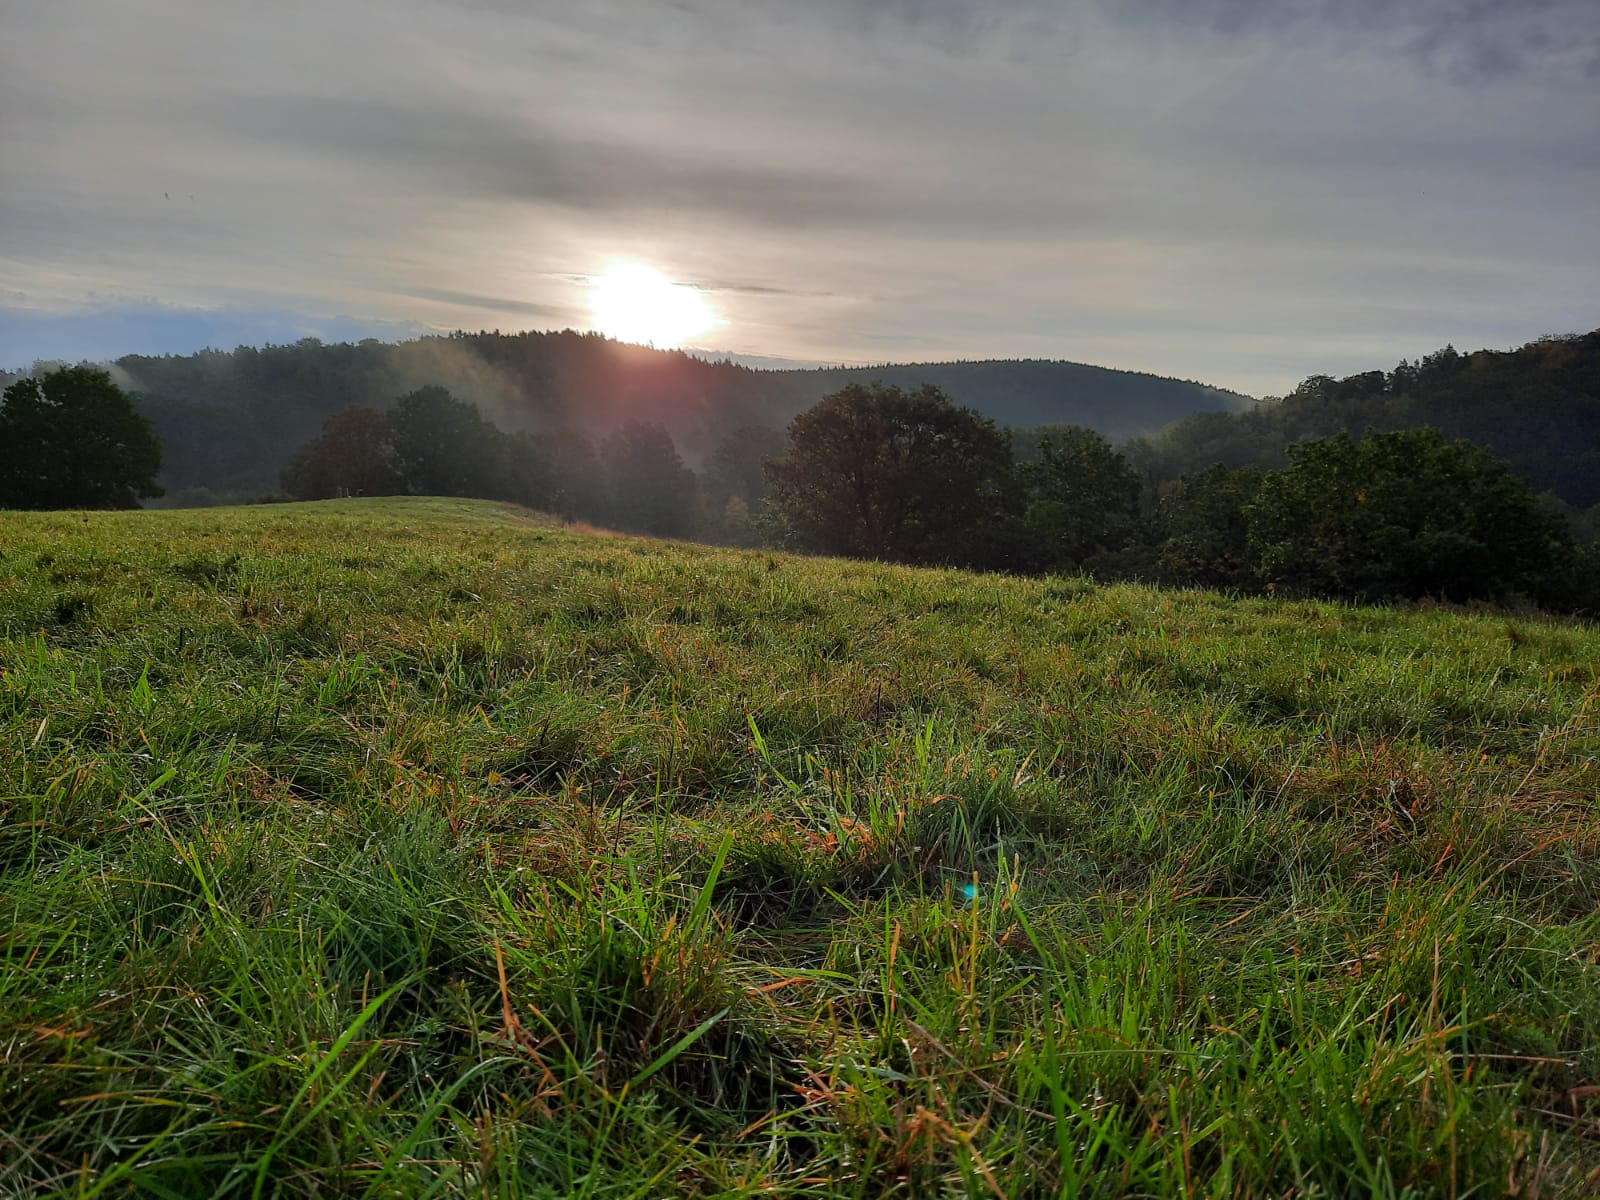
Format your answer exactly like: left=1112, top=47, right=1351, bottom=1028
left=2, top=0, right=1597, bottom=394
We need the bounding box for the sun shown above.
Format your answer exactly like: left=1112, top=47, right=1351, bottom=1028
left=589, top=262, right=719, bottom=348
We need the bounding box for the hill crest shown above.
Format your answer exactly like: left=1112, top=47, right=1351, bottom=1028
left=4, top=328, right=1251, bottom=495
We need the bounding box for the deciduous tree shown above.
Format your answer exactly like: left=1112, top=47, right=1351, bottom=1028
left=280, top=406, right=399, bottom=499
left=1156, top=464, right=1264, bottom=589
left=388, top=386, right=505, bottom=498
left=1020, top=425, right=1142, bottom=569
left=0, top=367, right=163, bottom=509
left=1247, top=429, right=1568, bottom=602
left=764, top=383, right=1013, bottom=564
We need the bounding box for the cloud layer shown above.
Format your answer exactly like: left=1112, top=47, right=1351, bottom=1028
left=3, top=0, right=1597, bottom=392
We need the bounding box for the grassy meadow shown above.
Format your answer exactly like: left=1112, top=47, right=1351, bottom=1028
left=1, top=497, right=1597, bottom=1198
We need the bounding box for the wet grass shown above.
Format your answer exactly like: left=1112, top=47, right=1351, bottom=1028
left=1, top=497, right=1597, bottom=1197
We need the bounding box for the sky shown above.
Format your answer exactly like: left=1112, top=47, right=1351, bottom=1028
left=2, top=0, right=1597, bottom=396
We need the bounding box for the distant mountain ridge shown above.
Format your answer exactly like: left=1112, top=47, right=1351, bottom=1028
left=777, top=359, right=1251, bottom=436
left=5, top=329, right=1252, bottom=496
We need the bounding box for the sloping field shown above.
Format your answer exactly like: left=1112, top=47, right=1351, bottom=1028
left=1, top=498, right=1596, bottom=1197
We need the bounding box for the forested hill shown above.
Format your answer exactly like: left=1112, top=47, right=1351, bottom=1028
left=783, top=359, right=1248, bottom=435
left=1136, top=329, right=1600, bottom=509
left=3, top=330, right=1249, bottom=496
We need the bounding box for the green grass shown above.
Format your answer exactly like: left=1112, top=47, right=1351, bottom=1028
left=1, top=497, right=1596, bottom=1198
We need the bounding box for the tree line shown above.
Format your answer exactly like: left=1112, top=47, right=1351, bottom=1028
left=0, top=330, right=1242, bottom=501
left=6, top=363, right=1598, bottom=616
left=1132, top=331, right=1600, bottom=510
left=277, top=384, right=769, bottom=544
left=276, top=376, right=1597, bottom=612
left=761, top=383, right=1599, bottom=613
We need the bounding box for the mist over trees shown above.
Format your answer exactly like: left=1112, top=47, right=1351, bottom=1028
left=8, top=324, right=1589, bottom=519
left=280, top=406, right=397, bottom=500
left=598, top=422, right=699, bottom=537
left=1, top=330, right=1249, bottom=501
left=276, top=392, right=711, bottom=540
left=389, top=386, right=508, bottom=499
left=703, top=424, right=786, bottom=512
left=5, top=326, right=1597, bottom=614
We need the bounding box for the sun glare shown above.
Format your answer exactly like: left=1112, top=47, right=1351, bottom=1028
left=589, top=262, right=719, bottom=348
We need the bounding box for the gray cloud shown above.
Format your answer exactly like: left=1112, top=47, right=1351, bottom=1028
left=399, top=287, right=568, bottom=321
left=573, top=0, right=1600, bottom=82
left=0, top=0, right=1595, bottom=394
left=1103, top=0, right=1600, bottom=81
left=224, top=95, right=899, bottom=230
left=802, top=0, right=1600, bottom=81
left=698, top=281, right=838, bottom=298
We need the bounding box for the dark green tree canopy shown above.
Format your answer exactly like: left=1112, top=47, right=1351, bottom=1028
left=0, top=366, right=163, bottom=510
left=1020, top=425, right=1143, bottom=569
left=388, top=386, right=506, bottom=499
left=1139, top=330, right=1600, bottom=510
left=1155, top=464, right=1264, bottom=590
left=764, top=383, right=1013, bottom=564
left=1247, top=429, right=1570, bottom=602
